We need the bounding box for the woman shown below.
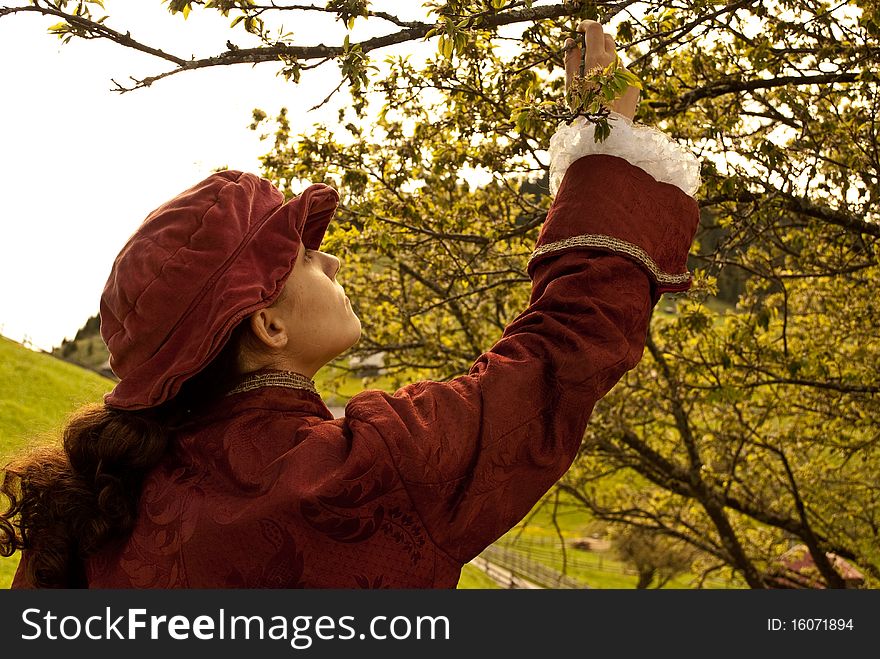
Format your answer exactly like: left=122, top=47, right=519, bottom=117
left=2, top=21, right=701, bottom=588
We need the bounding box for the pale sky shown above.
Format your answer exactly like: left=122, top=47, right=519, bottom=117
left=0, top=1, right=435, bottom=351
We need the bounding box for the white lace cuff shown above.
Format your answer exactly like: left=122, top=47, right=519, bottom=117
left=548, top=113, right=702, bottom=197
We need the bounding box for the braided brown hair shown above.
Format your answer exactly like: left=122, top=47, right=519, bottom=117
left=0, top=321, right=249, bottom=588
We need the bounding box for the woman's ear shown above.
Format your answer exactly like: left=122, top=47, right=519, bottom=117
left=248, top=308, right=289, bottom=350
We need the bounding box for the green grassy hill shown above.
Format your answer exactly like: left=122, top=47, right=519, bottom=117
left=0, top=335, right=116, bottom=587
left=0, top=336, right=115, bottom=450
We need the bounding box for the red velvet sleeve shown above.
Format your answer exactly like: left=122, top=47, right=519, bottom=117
left=344, top=153, right=700, bottom=564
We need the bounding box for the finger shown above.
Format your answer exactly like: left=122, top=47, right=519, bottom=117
left=577, top=19, right=602, bottom=32
left=578, top=20, right=605, bottom=60
left=564, top=37, right=580, bottom=86
left=604, top=33, right=616, bottom=55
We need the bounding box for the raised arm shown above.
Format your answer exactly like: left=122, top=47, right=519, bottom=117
left=343, top=24, right=701, bottom=565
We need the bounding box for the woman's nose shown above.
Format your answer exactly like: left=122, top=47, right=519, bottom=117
left=321, top=252, right=341, bottom=279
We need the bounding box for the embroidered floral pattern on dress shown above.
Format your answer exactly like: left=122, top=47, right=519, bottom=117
left=249, top=518, right=307, bottom=588
left=300, top=463, right=391, bottom=531
left=548, top=112, right=702, bottom=197
left=383, top=505, right=427, bottom=565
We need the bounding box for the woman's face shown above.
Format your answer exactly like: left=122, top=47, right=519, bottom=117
left=268, top=244, right=362, bottom=376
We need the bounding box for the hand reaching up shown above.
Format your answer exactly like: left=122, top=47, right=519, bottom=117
left=564, top=20, right=641, bottom=121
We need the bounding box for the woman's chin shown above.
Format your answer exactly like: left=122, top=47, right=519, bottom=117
left=336, top=322, right=361, bottom=354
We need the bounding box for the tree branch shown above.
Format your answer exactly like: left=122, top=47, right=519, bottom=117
left=773, top=446, right=848, bottom=588
left=627, top=0, right=757, bottom=69
left=1, top=4, right=188, bottom=67
left=645, top=331, right=766, bottom=588
left=3, top=2, right=582, bottom=92
left=247, top=3, right=424, bottom=29
left=702, top=189, right=880, bottom=238
left=654, top=71, right=862, bottom=117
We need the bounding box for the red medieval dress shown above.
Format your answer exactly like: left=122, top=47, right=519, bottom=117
left=13, top=114, right=702, bottom=588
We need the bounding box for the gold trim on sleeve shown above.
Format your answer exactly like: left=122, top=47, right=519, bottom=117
left=528, top=234, right=691, bottom=286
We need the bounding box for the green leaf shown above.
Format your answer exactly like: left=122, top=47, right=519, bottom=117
left=616, top=68, right=643, bottom=90
left=439, top=35, right=453, bottom=59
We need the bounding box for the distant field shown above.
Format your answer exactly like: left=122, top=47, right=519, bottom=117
left=457, top=563, right=501, bottom=589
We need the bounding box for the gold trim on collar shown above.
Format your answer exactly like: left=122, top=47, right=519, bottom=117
left=226, top=371, right=318, bottom=396
left=528, top=234, right=691, bottom=286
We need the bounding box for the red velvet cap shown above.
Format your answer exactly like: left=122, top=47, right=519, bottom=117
left=100, top=170, right=339, bottom=410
